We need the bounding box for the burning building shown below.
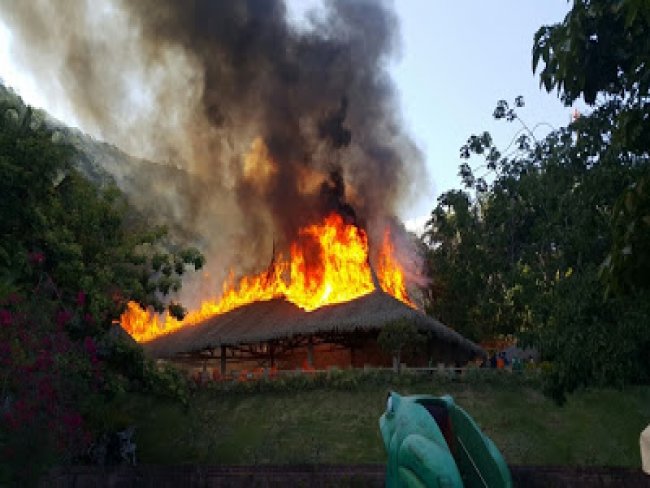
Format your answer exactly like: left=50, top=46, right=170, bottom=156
left=120, top=212, right=483, bottom=371
left=2, top=0, right=483, bottom=369
left=139, top=290, right=482, bottom=373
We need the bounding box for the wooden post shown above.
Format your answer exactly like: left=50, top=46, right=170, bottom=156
left=307, top=336, right=314, bottom=367
left=269, top=342, right=275, bottom=367
left=220, top=344, right=227, bottom=376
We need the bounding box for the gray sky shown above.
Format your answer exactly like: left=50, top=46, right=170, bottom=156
left=0, top=1, right=575, bottom=230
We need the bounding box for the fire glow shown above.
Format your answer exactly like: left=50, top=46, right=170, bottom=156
left=121, top=213, right=414, bottom=343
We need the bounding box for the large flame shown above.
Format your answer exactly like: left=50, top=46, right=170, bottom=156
left=376, top=229, right=415, bottom=308
left=121, top=213, right=413, bottom=342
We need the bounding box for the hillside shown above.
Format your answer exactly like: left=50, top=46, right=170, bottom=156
left=0, top=82, right=201, bottom=240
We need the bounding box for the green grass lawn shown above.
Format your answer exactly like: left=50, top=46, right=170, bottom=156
left=115, top=374, right=650, bottom=467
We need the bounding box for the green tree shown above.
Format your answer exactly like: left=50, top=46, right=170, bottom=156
left=425, top=95, right=638, bottom=340
left=533, top=0, right=650, bottom=106
left=0, top=101, right=204, bottom=325
left=0, top=98, right=199, bottom=483
left=424, top=0, right=650, bottom=402
left=600, top=171, right=650, bottom=295
left=531, top=0, right=650, bottom=400
left=425, top=93, right=648, bottom=401
left=377, top=320, right=425, bottom=373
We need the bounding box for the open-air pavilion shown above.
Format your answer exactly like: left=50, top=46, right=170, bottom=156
left=141, top=290, right=484, bottom=375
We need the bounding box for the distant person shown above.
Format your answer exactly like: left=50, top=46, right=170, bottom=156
left=496, top=354, right=505, bottom=369
left=200, top=364, right=210, bottom=384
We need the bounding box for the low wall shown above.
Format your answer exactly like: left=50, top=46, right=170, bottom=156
left=40, top=464, right=650, bottom=488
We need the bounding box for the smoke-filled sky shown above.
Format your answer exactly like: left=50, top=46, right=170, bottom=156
left=7, top=0, right=431, bottom=214
left=0, top=0, right=436, bottom=303
left=0, top=1, right=575, bottom=227
left=0, top=1, right=576, bottom=305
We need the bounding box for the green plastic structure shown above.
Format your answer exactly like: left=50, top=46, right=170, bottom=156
left=379, top=392, right=513, bottom=488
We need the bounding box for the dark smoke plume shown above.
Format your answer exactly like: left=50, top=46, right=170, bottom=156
left=318, top=96, right=352, bottom=149
left=0, top=0, right=427, bottom=305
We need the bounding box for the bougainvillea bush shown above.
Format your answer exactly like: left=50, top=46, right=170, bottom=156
left=0, top=287, right=103, bottom=484
left=0, top=96, right=195, bottom=485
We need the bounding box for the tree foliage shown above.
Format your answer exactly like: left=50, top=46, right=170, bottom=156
left=0, top=103, right=204, bottom=323
left=600, top=172, right=650, bottom=295
left=377, top=320, right=425, bottom=372
left=0, top=98, right=200, bottom=483
left=533, top=0, right=650, bottom=105
left=424, top=0, right=649, bottom=402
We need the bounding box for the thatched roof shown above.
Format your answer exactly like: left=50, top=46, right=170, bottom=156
left=142, top=290, right=483, bottom=359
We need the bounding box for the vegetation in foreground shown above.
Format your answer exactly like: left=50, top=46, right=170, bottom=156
left=111, top=373, right=650, bottom=468
left=0, top=88, right=201, bottom=485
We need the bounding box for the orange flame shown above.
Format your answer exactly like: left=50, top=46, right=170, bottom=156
left=120, top=213, right=413, bottom=342
left=376, top=229, right=415, bottom=307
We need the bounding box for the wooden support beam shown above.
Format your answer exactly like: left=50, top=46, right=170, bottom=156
left=220, top=344, right=227, bottom=375
left=307, top=336, right=314, bottom=367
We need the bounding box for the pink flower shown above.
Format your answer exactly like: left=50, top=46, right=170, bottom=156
left=15, top=399, right=27, bottom=413
left=28, top=251, right=45, bottom=265
left=83, top=336, right=97, bottom=357
left=37, top=378, right=55, bottom=401
left=82, top=430, right=92, bottom=446
left=40, top=336, right=53, bottom=349
left=62, top=412, right=83, bottom=431
left=76, top=291, right=86, bottom=307
left=55, top=310, right=72, bottom=327
left=34, top=350, right=53, bottom=370
left=0, top=341, right=10, bottom=365
left=4, top=412, right=19, bottom=431
left=0, top=309, right=12, bottom=327
left=84, top=336, right=101, bottom=366
left=1, top=293, right=21, bottom=306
